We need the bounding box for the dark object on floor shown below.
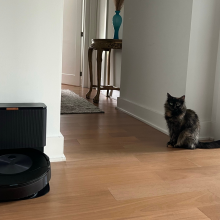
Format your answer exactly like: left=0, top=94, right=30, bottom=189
left=0, top=103, right=51, bottom=202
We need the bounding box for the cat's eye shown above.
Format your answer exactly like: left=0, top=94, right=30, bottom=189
left=169, top=102, right=173, bottom=106
left=176, top=103, right=180, bottom=107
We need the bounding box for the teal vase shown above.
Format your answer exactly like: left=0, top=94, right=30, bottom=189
left=112, top=11, right=122, bottom=39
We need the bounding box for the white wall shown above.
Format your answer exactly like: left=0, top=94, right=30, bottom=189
left=0, top=0, right=65, bottom=161
left=118, top=0, right=220, bottom=140
left=97, top=0, right=108, bottom=39
left=96, top=0, right=108, bottom=86
left=186, top=0, right=220, bottom=138
left=118, top=0, right=193, bottom=134
left=62, top=0, right=82, bottom=86
left=212, top=2, right=220, bottom=140
left=212, top=33, right=220, bottom=140
left=81, top=0, right=98, bottom=88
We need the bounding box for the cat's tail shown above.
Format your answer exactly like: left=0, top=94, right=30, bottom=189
left=197, top=140, right=220, bottom=149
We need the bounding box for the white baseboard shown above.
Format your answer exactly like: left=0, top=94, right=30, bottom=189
left=44, top=133, right=66, bottom=162
left=117, top=97, right=211, bottom=140
left=62, top=73, right=75, bottom=85
left=199, top=121, right=212, bottom=140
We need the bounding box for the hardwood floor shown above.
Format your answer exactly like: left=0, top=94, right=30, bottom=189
left=1, top=85, right=220, bottom=219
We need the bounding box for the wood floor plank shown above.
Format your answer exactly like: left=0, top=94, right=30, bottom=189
left=63, top=133, right=112, bottom=140
left=63, top=153, right=141, bottom=168
left=123, top=208, right=210, bottom=220
left=109, top=175, right=220, bottom=201
left=64, top=143, right=124, bottom=154
left=65, top=150, right=141, bottom=162
left=61, top=127, right=127, bottom=135
left=77, top=136, right=140, bottom=145
left=156, top=165, right=220, bottom=181
left=187, top=155, right=220, bottom=167
left=135, top=152, right=198, bottom=170
left=199, top=204, right=220, bottom=220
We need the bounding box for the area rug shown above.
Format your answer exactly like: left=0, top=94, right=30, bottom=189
left=61, top=89, right=104, bottom=114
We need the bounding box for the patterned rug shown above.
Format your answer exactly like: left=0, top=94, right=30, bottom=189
left=61, top=89, right=104, bottom=114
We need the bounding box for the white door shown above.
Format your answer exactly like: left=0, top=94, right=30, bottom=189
left=62, top=0, right=82, bottom=86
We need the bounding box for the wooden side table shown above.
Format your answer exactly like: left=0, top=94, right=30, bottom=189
left=86, top=39, right=122, bottom=103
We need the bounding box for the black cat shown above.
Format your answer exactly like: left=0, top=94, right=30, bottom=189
left=164, top=93, right=220, bottom=149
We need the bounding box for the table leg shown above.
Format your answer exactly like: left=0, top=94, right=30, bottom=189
left=86, top=47, right=94, bottom=99
left=106, top=49, right=111, bottom=97
left=93, top=49, right=103, bottom=103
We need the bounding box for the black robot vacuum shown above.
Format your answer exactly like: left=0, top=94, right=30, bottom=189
left=0, top=103, right=51, bottom=201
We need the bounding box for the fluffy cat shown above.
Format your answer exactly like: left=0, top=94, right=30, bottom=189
left=164, top=93, right=220, bottom=149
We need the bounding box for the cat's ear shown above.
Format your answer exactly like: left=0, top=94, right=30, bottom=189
left=180, top=95, right=185, bottom=101
left=167, top=93, right=172, bottom=99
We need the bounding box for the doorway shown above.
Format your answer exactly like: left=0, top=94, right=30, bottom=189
left=62, top=0, right=82, bottom=86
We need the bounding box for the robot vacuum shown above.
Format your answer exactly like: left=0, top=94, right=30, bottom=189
left=0, top=103, right=51, bottom=201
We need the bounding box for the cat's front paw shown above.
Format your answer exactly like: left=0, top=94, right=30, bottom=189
left=167, top=141, right=174, bottom=147
left=174, top=144, right=181, bottom=148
